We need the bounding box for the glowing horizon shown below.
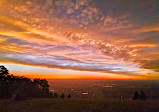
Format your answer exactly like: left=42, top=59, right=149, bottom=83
left=0, top=0, right=159, bottom=79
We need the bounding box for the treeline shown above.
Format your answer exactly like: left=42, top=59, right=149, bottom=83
left=0, top=65, right=52, bottom=99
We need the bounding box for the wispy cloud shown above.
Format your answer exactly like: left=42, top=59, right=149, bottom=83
left=0, top=0, right=159, bottom=79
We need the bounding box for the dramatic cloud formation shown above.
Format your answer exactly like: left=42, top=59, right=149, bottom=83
left=0, top=0, right=159, bottom=79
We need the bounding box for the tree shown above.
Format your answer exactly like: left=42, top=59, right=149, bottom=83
left=0, top=66, right=52, bottom=99
left=0, top=65, right=10, bottom=98
left=33, top=78, right=51, bottom=97
left=34, top=79, right=49, bottom=91
left=140, top=91, right=146, bottom=100
left=0, top=65, right=9, bottom=77
left=68, top=94, right=71, bottom=98
left=133, top=91, right=139, bottom=100
left=61, top=93, right=65, bottom=98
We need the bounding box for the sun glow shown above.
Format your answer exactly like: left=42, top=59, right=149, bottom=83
left=0, top=0, right=159, bottom=79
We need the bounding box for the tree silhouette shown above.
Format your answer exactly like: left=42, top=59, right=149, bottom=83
left=0, top=65, right=9, bottom=76
left=0, top=66, right=10, bottom=98
left=68, top=94, right=71, bottom=98
left=54, top=93, right=58, bottom=97
left=140, top=91, right=146, bottom=100
left=0, top=65, right=52, bottom=99
left=61, top=93, right=65, bottom=98
left=33, top=78, right=51, bottom=97
left=133, top=91, right=139, bottom=100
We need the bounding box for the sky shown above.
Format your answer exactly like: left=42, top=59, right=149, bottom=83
left=0, top=0, right=159, bottom=79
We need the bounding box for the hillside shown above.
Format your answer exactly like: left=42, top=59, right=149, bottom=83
left=1, top=98, right=159, bottom=112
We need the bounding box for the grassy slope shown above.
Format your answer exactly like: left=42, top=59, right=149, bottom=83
left=0, top=98, right=159, bottom=112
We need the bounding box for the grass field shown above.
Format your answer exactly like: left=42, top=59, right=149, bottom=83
left=0, top=98, right=159, bottom=112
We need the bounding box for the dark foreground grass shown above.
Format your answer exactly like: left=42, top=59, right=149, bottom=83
left=0, top=98, right=159, bottom=112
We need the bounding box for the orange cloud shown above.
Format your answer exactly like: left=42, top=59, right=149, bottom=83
left=0, top=0, right=159, bottom=79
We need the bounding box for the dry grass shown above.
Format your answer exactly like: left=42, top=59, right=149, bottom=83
left=0, top=98, right=159, bottom=112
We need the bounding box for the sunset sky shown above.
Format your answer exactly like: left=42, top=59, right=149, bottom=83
left=0, top=0, right=159, bottom=79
